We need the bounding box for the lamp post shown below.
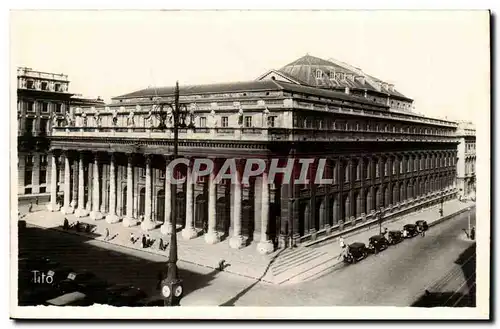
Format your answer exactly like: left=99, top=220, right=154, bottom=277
left=440, top=197, right=444, bottom=217
left=154, top=81, right=195, bottom=307
left=378, top=207, right=384, bottom=235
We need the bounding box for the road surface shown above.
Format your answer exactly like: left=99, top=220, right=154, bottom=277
left=17, top=209, right=475, bottom=306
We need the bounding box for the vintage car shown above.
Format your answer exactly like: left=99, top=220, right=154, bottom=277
left=367, top=234, right=389, bottom=253
left=416, top=220, right=429, bottom=232
left=57, top=271, right=108, bottom=297
left=107, top=287, right=148, bottom=307
left=44, top=291, right=93, bottom=306
left=403, top=224, right=419, bottom=238
left=387, top=230, right=404, bottom=245
left=343, top=242, right=368, bottom=264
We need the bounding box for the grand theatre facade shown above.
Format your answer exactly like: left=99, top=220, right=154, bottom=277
left=48, top=68, right=459, bottom=254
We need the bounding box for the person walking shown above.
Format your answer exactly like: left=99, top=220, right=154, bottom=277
left=339, top=236, right=346, bottom=249
left=141, top=234, right=147, bottom=248
left=130, top=232, right=135, bottom=244
left=104, top=228, right=110, bottom=241
left=159, top=238, right=165, bottom=251
left=63, top=217, right=69, bottom=230
left=470, top=226, right=475, bottom=240
left=28, top=202, right=33, bottom=213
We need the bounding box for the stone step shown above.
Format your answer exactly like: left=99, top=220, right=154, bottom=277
left=285, top=256, right=342, bottom=284
left=272, top=252, right=335, bottom=285
left=272, top=250, right=326, bottom=276
left=272, top=247, right=316, bottom=268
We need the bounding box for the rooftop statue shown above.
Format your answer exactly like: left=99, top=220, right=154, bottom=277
left=127, top=108, right=135, bottom=127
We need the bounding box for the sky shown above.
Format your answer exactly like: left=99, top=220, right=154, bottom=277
left=10, top=10, right=489, bottom=123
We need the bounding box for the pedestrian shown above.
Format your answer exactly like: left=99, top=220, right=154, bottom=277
left=159, top=238, right=164, bottom=251
left=130, top=232, right=135, bottom=244
left=63, top=217, right=69, bottom=230
left=28, top=202, right=33, bottom=213
left=142, top=234, right=147, bottom=248
left=104, top=228, right=110, bottom=241
left=75, top=221, right=80, bottom=232
left=35, top=197, right=39, bottom=206
left=203, top=220, right=208, bottom=234
left=470, top=226, right=475, bottom=240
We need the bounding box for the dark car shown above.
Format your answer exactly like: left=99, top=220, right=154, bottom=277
left=367, top=234, right=389, bottom=253
left=387, top=230, right=404, bottom=245
left=58, top=271, right=108, bottom=296
left=416, top=220, right=429, bottom=232
left=107, top=287, right=148, bottom=307
left=92, top=284, right=134, bottom=305
left=46, top=266, right=75, bottom=286
left=343, top=242, right=368, bottom=264
left=403, top=224, right=419, bottom=238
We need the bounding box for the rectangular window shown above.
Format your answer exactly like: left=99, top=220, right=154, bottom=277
left=159, top=169, right=165, bottom=179
left=41, top=81, right=48, bottom=90
left=140, top=168, right=146, bottom=178
left=25, top=118, right=34, bottom=134
left=40, top=155, right=48, bottom=166
left=25, top=155, right=34, bottom=167
left=244, top=116, right=252, bottom=128
left=27, top=101, right=34, bottom=112
left=40, top=119, right=48, bottom=135
left=55, top=83, right=61, bottom=92
left=26, top=80, right=34, bottom=89
left=268, top=116, right=276, bottom=128
left=39, top=187, right=46, bottom=194
left=55, top=103, right=62, bottom=113
left=40, top=169, right=47, bottom=184
left=399, top=160, right=403, bottom=173
left=41, top=102, right=49, bottom=113
left=199, top=117, right=206, bottom=128
left=221, top=117, right=228, bottom=128
left=24, top=170, right=32, bottom=185
left=24, top=187, right=32, bottom=194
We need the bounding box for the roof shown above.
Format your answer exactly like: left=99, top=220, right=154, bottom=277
left=112, top=79, right=387, bottom=109
left=278, top=54, right=411, bottom=100
left=114, top=80, right=282, bottom=100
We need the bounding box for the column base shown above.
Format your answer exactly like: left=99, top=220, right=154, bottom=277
left=61, top=206, right=74, bottom=215
left=204, top=231, right=220, bottom=244
left=89, top=211, right=104, bottom=221
left=160, top=223, right=174, bottom=235
left=74, top=208, right=89, bottom=218
left=257, top=240, right=274, bottom=254
left=140, top=220, right=156, bottom=231
left=122, top=217, right=138, bottom=227
left=105, top=213, right=121, bottom=224
left=229, top=235, right=245, bottom=249
left=46, top=203, right=60, bottom=212
left=181, top=227, right=198, bottom=240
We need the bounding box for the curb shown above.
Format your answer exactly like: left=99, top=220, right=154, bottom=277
left=24, top=220, right=273, bottom=284
left=428, top=205, right=475, bottom=228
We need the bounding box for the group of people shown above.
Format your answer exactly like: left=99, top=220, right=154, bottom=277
left=129, top=232, right=168, bottom=251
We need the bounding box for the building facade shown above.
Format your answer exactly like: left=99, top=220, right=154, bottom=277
left=17, top=67, right=104, bottom=200
left=456, top=121, right=476, bottom=199
left=45, top=55, right=460, bottom=254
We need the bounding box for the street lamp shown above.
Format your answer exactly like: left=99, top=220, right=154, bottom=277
left=378, top=207, right=385, bottom=234
left=440, top=197, right=444, bottom=217
left=153, top=81, right=195, bottom=307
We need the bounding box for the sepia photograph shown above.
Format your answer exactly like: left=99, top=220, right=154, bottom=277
left=8, top=9, right=490, bottom=320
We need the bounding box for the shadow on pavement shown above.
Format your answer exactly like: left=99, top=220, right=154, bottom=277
left=411, top=243, right=476, bottom=307
left=219, top=248, right=286, bottom=306
left=17, top=224, right=218, bottom=306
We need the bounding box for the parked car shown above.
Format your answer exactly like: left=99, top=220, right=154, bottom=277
left=416, top=220, right=429, bottom=232
left=44, top=291, right=93, bottom=306
left=46, top=266, right=75, bottom=286
left=92, top=284, right=135, bottom=305
left=343, top=242, right=368, bottom=264
left=367, top=234, right=389, bottom=253
left=107, top=287, right=148, bottom=307
left=387, top=230, right=404, bottom=245
left=403, top=224, right=419, bottom=238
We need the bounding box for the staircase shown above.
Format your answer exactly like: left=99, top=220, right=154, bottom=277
left=268, top=246, right=341, bottom=285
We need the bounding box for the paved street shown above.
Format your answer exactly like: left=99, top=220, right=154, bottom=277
left=18, top=209, right=475, bottom=306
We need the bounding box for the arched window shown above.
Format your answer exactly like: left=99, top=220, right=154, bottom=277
left=316, top=70, right=322, bottom=79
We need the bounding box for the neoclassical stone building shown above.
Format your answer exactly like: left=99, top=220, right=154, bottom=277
left=456, top=121, right=476, bottom=198
left=46, top=55, right=460, bottom=253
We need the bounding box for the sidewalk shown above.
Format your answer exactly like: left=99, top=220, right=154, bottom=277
left=19, top=198, right=475, bottom=285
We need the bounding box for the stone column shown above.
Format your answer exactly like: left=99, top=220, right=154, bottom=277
left=61, top=153, right=74, bottom=214
left=257, top=171, right=273, bottom=254
left=123, top=154, right=137, bottom=227
left=141, top=155, right=155, bottom=231
left=75, top=154, right=88, bottom=217
left=229, top=163, right=244, bottom=249
left=90, top=153, right=103, bottom=220
left=86, top=161, right=92, bottom=212
left=182, top=160, right=197, bottom=239
left=161, top=159, right=173, bottom=235
left=47, top=152, right=60, bottom=212
left=106, top=153, right=120, bottom=223
left=204, top=166, right=219, bottom=244
left=70, top=159, right=78, bottom=211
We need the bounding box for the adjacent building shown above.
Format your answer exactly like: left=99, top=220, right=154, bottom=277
left=456, top=121, right=476, bottom=199
left=16, top=67, right=104, bottom=200
left=45, top=55, right=461, bottom=253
